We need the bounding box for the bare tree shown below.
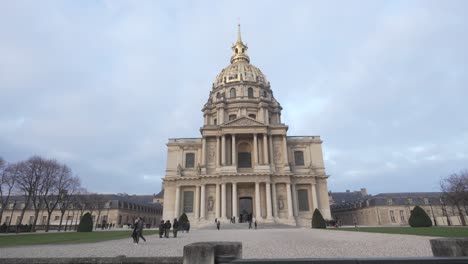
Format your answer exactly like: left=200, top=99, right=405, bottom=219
left=15, top=156, right=45, bottom=232
left=441, top=170, right=468, bottom=226
left=0, top=158, right=19, bottom=222
left=89, top=193, right=107, bottom=229
left=57, top=175, right=80, bottom=231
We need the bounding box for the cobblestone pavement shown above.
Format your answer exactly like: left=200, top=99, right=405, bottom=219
left=0, top=228, right=435, bottom=258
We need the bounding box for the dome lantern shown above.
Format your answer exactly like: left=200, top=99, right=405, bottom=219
left=230, top=24, right=250, bottom=64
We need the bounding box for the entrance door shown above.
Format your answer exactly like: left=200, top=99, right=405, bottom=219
left=238, top=152, right=252, bottom=168
left=239, top=197, right=253, bottom=223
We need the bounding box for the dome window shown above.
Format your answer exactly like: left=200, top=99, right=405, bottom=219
left=230, top=88, right=236, bottom=98
left=248, top=87, right=254, bottom=98
left=235, top=48, right=238, bottom=54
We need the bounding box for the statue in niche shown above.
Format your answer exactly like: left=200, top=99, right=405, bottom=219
left=277, top=195, right=285, bottom=210
left=208, top=146, right=215, bottom=163
left=177, top=164, right=182, bottom=176
left=207, top=196, right=214, bottom=212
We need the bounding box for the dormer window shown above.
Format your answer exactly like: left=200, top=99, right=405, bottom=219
left=229, top=115, right=237, bottom=121
left=185, top=153, right=195, bottom=168
left=248, top=87, right=254, bottom=98
left=294, top=151, right=304, bottom=166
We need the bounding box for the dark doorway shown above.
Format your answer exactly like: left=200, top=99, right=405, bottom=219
left=238, top=152, right=252, bottom=168
left=239, top=197, right=253, bottom=223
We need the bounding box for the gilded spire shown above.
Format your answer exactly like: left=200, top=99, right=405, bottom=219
left=231, top=24, right=249, bottom=64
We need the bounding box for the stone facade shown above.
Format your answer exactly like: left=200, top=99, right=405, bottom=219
left=330, top=190, right=468, bottom=226
left=162, top=25, right=331, bottom=227
left=1, top=194, right=163, bottom=229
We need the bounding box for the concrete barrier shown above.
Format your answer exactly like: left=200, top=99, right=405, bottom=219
left=430, top=238, right=468, bottom=257
left=183, top=241, right=242, bottom=264
left=0, top=256, right=182, bottom=264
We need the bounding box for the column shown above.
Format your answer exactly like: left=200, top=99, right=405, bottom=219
left=311, top=183, right=318, bottom=210
left=282, top=135, right=289, bottom=165
left=216, top=136, right=220, bottom=166
left=232, top=183, right=238, bottom=219
left=272, top=183, right=278, bottom=218
left=286, top=183, right=294, bottom=218
left=221, top=135, right=226, bottom=165
left=292, top=183, right=298, bottom=217
left=231, top=134, right=236, bottom=166
left=201, top=138, right=206, bottom=166
left=215, top=184, right=220, bottom=219
left=269, top=135, right=274, bottom=165
left=200, top=185, right=206, bottom=219
left=263, top=134, right=269, bottom=164
left=175, top=186, right=181, bottom=219
left=221, top=183, right=226, bottom=219
left=253, top=134, right=258, bottom=165
left=266, top=182, right=273, bottom=219
left=255, top=182, right=262, bottom=219
left=194, top=185, right=200, bottom=219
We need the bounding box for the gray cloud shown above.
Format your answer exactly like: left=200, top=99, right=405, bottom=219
left=1, top=0, right=467, bottom=195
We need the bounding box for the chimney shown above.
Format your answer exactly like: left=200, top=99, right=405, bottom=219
left=361, top=188, right=368, bottom=196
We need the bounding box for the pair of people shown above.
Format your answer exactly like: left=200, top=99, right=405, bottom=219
left=159, top=219, right=180, bottom=238
left=131, top=217, right=146, bottom=244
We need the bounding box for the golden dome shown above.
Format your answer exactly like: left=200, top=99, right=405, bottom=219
left=213, top=25, right=269, bottom=88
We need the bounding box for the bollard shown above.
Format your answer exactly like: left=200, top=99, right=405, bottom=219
left=430, top=238, right=468, bottom=257
left=183, top=242, right=242, bottom=264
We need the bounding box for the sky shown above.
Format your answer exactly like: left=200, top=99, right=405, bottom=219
left=1, top=0, right=467, bottom=196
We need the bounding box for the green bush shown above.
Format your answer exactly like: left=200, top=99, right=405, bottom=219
left=312, top=209, right=326, bottom=229
left=179, top=213, right=189, bottom=229
left=409, top=205, right=433, bottom=227
left=77, top=213, right=93, bottom=232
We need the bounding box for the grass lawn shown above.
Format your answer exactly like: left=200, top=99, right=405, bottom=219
left=0, top=230, right=159, bottom=247
left=331, top=226, right=468, bottom=238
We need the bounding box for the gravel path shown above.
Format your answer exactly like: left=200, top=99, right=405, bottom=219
left=0, top=228, right=435, bottom=258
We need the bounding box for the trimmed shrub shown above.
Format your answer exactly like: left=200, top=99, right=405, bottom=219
left=409, top=205, right=432, bottom=227
left=179, top=213, right=189, bottom=230
left=77, top=213, right=93, bottom=232
left=312, top=209, right=326, bottom=229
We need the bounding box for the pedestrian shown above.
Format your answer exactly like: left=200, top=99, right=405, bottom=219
left=215, top=218, right=217, bottom=224
left=216, top=220, right=220, bottom=230
left=131, top=218, right=139, bottom=244
left=254, top=220, right=257, bottom=229
left=233, top=216, right=236, bottom=224
left=248, top=219, right=252, bottom=229
left=173, top=219, right=179, bottom=238
left=186, top=221, right=190, bottom=233
left=158, top=220, right=165, bottom=238
left=164, top=220, right=171, bottom=238
left=137, top=217, right=146, bottom=243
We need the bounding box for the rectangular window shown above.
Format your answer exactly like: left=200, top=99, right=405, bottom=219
left=229, top=114, right=237, bottom=121
left=29, top=216, right=34, bottom=224
left=399, top=210, right=405, bottom=222
left=16, top=216, right=21, bottom=224
left=67, top=215, right=73, bottom=221
left=297, top=189, right=310, bottom=211
left=294, top=151, right=305, bottom=166
left=5, top=216, right=10, bottom=224
left=42, top=216, right=47, bottom=225
left=54, top=216, right=60, bottom=221
left=185, top=153, right=195, bottom=168
left=390, top=210, right=396, bottom=223
left=183, top=191, right=194, bottom=213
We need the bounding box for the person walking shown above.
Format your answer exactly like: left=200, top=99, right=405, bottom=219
left=131, top=219, right=139, bottom=244
left=248, top=219, right=252, bottom=229
left=137, top=217, right=146, bottom=243
left=216, top=220, right=220, bottom=230
left=164, top=220, right=171, bottom=238
left=173, top=219, right=179, bottom=238
left=186, top=221, right=190, bottom=233
left=158, top=220, right=165, bottom=238
left=254, top=220, right=257, bottom=229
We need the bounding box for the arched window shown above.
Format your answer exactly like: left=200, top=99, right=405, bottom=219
left=248, top=87, right=254, bottom=98
left=214, top=118, right=217, bottom=125
left=235, top=48, right=238, bottom=54
left=230, top=88, right=236, bottom=98
left=263, top=90, right=267, bottom=97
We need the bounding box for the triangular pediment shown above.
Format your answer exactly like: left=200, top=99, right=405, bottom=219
left=223, top=117, right=266, bottom=127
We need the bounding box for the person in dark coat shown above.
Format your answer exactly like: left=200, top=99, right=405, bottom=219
left=216, top=220, right=220, bottom=230
left=186, top=221, right=190, bottom=233
left=173, top=219, right=179, bottom=238
left=158, top=220, right=165, bottom=238
left=254, top=220, right=257, bottom=229
left=164, top=220, right=171, bottom=238
left=136, top=217, right=146, bottom=242
left=131, top=218, right=139, bottom=244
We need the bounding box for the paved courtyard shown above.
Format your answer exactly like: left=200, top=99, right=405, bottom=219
left=0, top=227, right=435, bottom=258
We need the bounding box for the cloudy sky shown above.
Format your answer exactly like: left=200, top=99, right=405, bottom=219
left=1, top=1, right=467, bottom=195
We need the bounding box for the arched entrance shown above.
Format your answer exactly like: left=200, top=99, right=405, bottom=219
left=237, top=142, right=252, bottom=168
left=239, top=197, right=253, bottom=223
